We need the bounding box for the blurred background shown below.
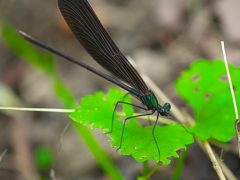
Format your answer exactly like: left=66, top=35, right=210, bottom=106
left=0, top=0, right=240, bottom=179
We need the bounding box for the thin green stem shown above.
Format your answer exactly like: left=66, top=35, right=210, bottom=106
left=143, top=163, right=160, bottom=179
left=141, top=161, right=149, bottom=176
left=172, top=148, right=188, bottom=180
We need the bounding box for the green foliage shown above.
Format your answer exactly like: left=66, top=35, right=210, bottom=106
left=175, top=59, right=239, bottom=142
left=70, top=89, right=194, bottom=164
left=4, top=17, right=237, bottom=178
left=34, top=146, right=54, bottom=169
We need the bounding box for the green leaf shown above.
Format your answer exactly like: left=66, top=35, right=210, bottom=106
left=175, top=59, right=239, bottom=142
left=70, top=88, right=194, bottom=165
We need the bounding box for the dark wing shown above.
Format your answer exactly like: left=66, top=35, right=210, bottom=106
left=58, top=0, right=149, bottom=93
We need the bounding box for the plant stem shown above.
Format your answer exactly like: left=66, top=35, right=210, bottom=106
left=141, top=161, right=149, bottom=176
left=203, top=141, right=226, bottom=180
left=143, top=163, right=160, bottom=179
left=172, top=149, right=188, bottom=180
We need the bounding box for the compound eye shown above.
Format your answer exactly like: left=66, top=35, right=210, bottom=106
left=160, top=108, right=166, bottom=116
left=164, top=103, right=171, bottom=110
